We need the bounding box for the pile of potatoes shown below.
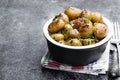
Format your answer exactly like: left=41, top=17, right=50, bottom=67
left=48, top=7, right=107, bottom=46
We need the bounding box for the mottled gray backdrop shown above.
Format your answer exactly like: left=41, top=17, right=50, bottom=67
left=0, top=0, right=119, bottom=80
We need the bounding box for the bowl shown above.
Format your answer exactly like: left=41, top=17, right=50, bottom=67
left=43, top=17, right=113, bottom=66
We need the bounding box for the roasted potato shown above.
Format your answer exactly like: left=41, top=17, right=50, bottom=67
left=70, top=18, right=85, bottom=29
left=91, top=12, right=103, bottom=23
left=64, top=7, right=82, bottom=20
left=65, top=38, right=82, bottom=46
left=81, top=10, right=92, bottom=20
left=63, top=24, right=73, bottom=39
left=79, top=21, right=93, bottom=38
left=69, top=29, right=80, bottom=38
left=55, top=13, right=69, bottom=23
left=82, top=39, right=95, bottom=45
left=64, top=24, right=73, bottom=32
left=93, top=23, right=107, bottom=39
left=51, top=33, right=64, bottom=41
left=48, top=18, right=65, bottom=33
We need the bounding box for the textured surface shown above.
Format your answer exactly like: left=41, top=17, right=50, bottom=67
left=0, top=0, right=119, bottom=80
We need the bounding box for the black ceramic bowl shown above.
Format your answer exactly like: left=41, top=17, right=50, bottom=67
left=43, top=17, right=113, bottom=66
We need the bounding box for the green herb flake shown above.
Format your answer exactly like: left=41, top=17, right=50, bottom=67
left=95, top=39, right=99, bottom=43
left=83, top=15, right=87, bottom=18
left=90, top=34, right=95, bottom=39
left=60, top=30, right=65, bottom=35
left=79, top=39, right=83, bottom=43
left=83, top=16, right=89, bottom=24
left=81, top=37, right=86, bottom=39
left=88, top=40, right=92, bottom=44
left=68, top=27, right=72, bottom=31
left=91, top=39, right=94, bottom=43
left=55, top=13, right=61, bottom=18
left=70, top=39, right=73, bottom=43
left=55, top=17, right=60, bottom=22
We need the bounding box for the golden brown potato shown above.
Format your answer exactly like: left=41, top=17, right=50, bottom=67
left=64, top=7, right=82, bottom=20
left=55, top=13, right=69, bottom=23
left=91, top=12, right=103, bottom=23
left=93, top=23, right=107, bottom=39
left=70, top=18, right=85, bottom=29
left=63, top=24, right=73, bottom=39
left=48, top=18, right=65, bottom=33
left=51, top=33, right=64, bottom=41
left=81, top=9, right=92, bottom=20
left=79, top=21, right=93, bottom=38
left=82, top=39, right=95, bottom=45
left=65, top=39, right=82, bottom=46
left=64, top=33, right=69, bottom=40
left=69, top=29, right=80, bottom=38
left=64, top=24, right=73, bottom=32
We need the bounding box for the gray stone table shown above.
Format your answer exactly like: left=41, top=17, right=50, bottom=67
left=0, top=0, right=119, bottom=80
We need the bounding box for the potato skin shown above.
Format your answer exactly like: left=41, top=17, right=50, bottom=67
left=64, top=7, right=82, bottom=20
left=48, top=19, right=65, bottom=33
left=79, top=21, right=93, bottom=38
left=55, top=13, right=69, bottom=23
left=69, top=29, right=80, bottom=38
left=49, top=13, right=69, bottom=33
left=82, top=39, right=95, bottom=45
left=70, top=18, right=85, bottom=29
left=93, top=23, right=107, bottom=40
left=64, top=24, right=73, bottom=32
left=81, top=10, right=92, bottom=20
left=65, top=38, right=82, bottom=46
left=91, top=12, right=103, bottom=23
left=63, top=24, right=73, bottom=39
left=51, top=33, right=64, bottom=41
left=60, top=13, right=69, bottom=23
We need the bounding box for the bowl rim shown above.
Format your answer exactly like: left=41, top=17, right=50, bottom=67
left=43, top=16, right=113, bottom=49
